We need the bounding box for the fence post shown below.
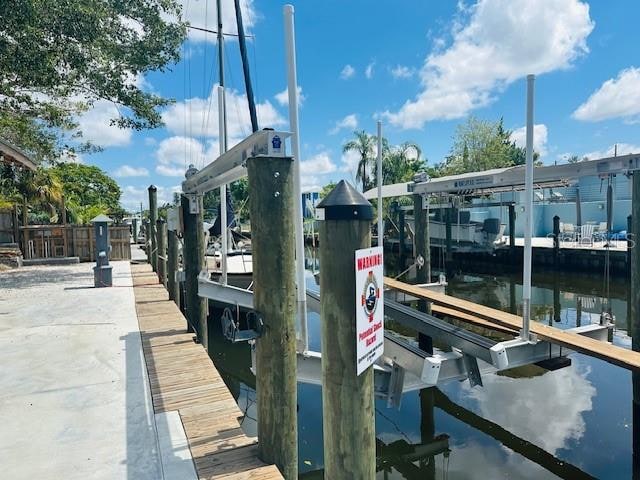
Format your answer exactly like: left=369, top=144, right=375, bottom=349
left=148, top=185, right=158, bottom=272
left=318, top=180, right=376, bottom=479
left=181, top=193, right=207, bottom=347
left=246, top=155, right=297, bottom=478
left=157, top=218, right=167, bottom=287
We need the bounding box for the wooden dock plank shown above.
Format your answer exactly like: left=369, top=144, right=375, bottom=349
left=385, top=276, right=640, bottom=371
left=131, top=262, right=283, bottom=480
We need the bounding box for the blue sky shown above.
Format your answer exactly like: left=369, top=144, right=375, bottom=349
left=73, top=0, right=640, bottom=211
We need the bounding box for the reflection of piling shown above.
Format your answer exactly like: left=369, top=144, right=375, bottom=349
left=246, top=156, right=298, bottom=479
left=318, top=180, right=376, bottom=479
left=508, top=204, right=516, bottom=251
left=148, top=185, right=158, bottom=272
left=553, top=215, right=560, bottom=267
left=414, top=193, right=433, bottom=354
left=419, top=388, right=436, bottom=479
left=553, top=278, right=561, bottom=323
left=156, top=218, right=167, bottom=287
left=182, top=194, right=207, bottom=346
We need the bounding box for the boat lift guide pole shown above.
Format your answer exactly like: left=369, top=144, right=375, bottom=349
left=284, top=4, right=309, bottom=352
left=522, top=74, right=535, bottom=340
left=377, top=120, right=383, bottom=248
left=218, top=86, right=228, bottom=285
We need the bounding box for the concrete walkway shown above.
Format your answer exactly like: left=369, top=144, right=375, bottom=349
left=0, top=262, right=166, bottom=479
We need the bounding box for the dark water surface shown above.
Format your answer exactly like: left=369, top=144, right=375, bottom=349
left=207, top=250, right=636, bottom=479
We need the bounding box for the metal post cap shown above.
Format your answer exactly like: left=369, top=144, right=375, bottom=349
left=316, top=180, right=374, bottom=220
left=148, top=185, right=157, bottom=192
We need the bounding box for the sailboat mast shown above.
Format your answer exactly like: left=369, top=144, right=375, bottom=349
left=234, top=0, right=258, bottom=133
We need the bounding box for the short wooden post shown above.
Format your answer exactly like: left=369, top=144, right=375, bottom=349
left=156, top=218, right=167, bottom=287
left=167, top=229, right=180, bottom=305
left=414, top=193, right=433, bottom=354
left=246, top=156, right=297, bottom=479
left=182, top=193, right=207, bottom=345
left=508, top=204, right=516, bottom=249
left=148, top=185, right=158, bottom=272
left=553, top=215, right=560, bottom=266
left=318, top=180, right=376, bottom=479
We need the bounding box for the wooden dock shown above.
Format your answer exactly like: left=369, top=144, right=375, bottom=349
left=131, top=263, right=283, bottom=480
left=385, top=276, right=640, bottom=371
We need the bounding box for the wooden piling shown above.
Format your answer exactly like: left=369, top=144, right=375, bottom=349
left=148, top=185, right=158, bottom=272
left=167, top=229, right=180, bottom=306
left=246, top=156, right=298, bottom=479
left=508, top=204, right=516, bottom=249
left=414, top=193, right=433, bottom=354
left=156, top=218, right=167, bottom=287
left=181, top=194, right=207, bottom=347
left=143, top=219, right=151, bottom=265
left=398, top=208, right=406, bottom=258
left=132, top=217, right=138, bottom=244
left=318, top=180, right=376, bottom=479
left=628, top=214, right=632, bottom=277
left=631, top=172, right=640, bottom=476
left=445, top=208, right=453, bottom=267
left=553, top=215, right=560, bottom=266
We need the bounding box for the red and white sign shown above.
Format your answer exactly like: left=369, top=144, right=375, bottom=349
left=355, top=246, right=384, bottom=376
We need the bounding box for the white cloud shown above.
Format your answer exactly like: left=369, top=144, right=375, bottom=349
left=120, top=185, right=181, bottom=210
left=59, top=150, right=83, bottom=164
left=155, top=135, right=219, bottom=177
left=175, top=0, right=256, bottom=43
left=365, top=62, right=375, bottom=79
left=340, top=149, right=361, bottom=173
left=114, top=165, right=149, bottom=177
left=301, top=152, right=336, bottom=175
left=340, top=64, right=355, bottom=80
left=162, top=84, right=285, bottom=139
left=144, top=137, right=158, bottom=147
left=390, top=65, right=415, bottom=79
left=301, top=176, right=322, bottom=193
left=573, top=67, right=640, bottom=123
left=509, top=123, right=549, bottom=157
left=76, top=100, right=132, bottom=147
left=274, top=86, right=305, bottom=107
left=384, top=0, right=594, bottom=129
left=582, top=143, right=640, bottom=160
left=329, top=114, right=358, bottom=135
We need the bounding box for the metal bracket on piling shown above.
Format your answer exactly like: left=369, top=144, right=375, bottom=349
left=221, top=307, right=264, bottom=342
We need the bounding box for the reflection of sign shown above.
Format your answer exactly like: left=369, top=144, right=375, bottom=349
left=355, top=246, right=384, bottom=376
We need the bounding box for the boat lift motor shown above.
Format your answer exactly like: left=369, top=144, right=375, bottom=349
left=91, top=214, right=113, bottom=287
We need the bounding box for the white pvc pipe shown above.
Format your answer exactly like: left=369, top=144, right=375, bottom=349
left=284, top=4, right=308, bottom=353
left=218, top=86, right=228, bottom=285
left=377, top=121, right=383, bottom=248
left=522, top=74, right=535, bottom=340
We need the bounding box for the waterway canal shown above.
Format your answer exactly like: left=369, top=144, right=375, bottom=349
left=207, top=250, right=635, bottom=479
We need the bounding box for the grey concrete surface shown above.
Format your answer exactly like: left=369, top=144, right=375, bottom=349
left=0, top=261, right=170, bottom=479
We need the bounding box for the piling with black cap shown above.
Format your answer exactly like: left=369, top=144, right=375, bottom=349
left=246, top=155, right=297, bottom=479
left=317, top=180, right=376, bottom=479
left=148, top=185, right=158, bottom=273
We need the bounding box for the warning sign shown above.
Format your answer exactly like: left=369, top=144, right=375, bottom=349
left=355, top=246, right=384, bottom=376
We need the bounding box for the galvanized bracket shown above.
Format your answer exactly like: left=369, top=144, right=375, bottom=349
left=221, top=307, right=264, bottom=343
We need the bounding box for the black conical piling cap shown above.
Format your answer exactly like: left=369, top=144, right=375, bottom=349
left=316, top=180, right=374, bottom=220
left=148, top=184, right=157, bottom=192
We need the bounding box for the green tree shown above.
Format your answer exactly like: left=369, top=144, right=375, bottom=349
left=50, top=163, right=123, bottom=219
left=372, top=141, right=425, bottom=186
left=343, top=130, right=378, bottom=192
left=0, top=0, right=187, bottom=161
left=436, top=117, right=540, bottom=177
left=2, top=167, right=65, bottom=222
left=320, top=181, right=337, bottom=199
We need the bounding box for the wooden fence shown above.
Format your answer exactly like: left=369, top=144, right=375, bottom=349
left=20, top=225, right=131, bottom=261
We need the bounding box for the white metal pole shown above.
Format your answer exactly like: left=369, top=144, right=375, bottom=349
left=284, top=4, right=308, bottom=352
left=218, top=86, right=228, bottom=285
left=522, top=74, right=535, bottom=340
left=377, top=121, right=383, bottom=248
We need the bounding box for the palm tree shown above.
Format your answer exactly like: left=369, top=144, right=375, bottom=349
left=14, top=167, right=64, bottom=222
left=342, top=130, right=377, bottom=192
left=374, top=141, right=424, bottom=185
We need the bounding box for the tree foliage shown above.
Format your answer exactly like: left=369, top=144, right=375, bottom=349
left=0, top=0, right=187, bottom=161
left=343, top=130, right=379, bottom=192
left=433, top=117, right=539, bottom=177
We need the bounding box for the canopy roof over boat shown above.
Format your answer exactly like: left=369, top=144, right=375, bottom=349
left=0, top=138, right=36, bottom=171
left=364, top=153, right=640, bottom=200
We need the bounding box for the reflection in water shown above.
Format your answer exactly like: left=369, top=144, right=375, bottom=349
left=205, top=251, right=634, bottom=479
